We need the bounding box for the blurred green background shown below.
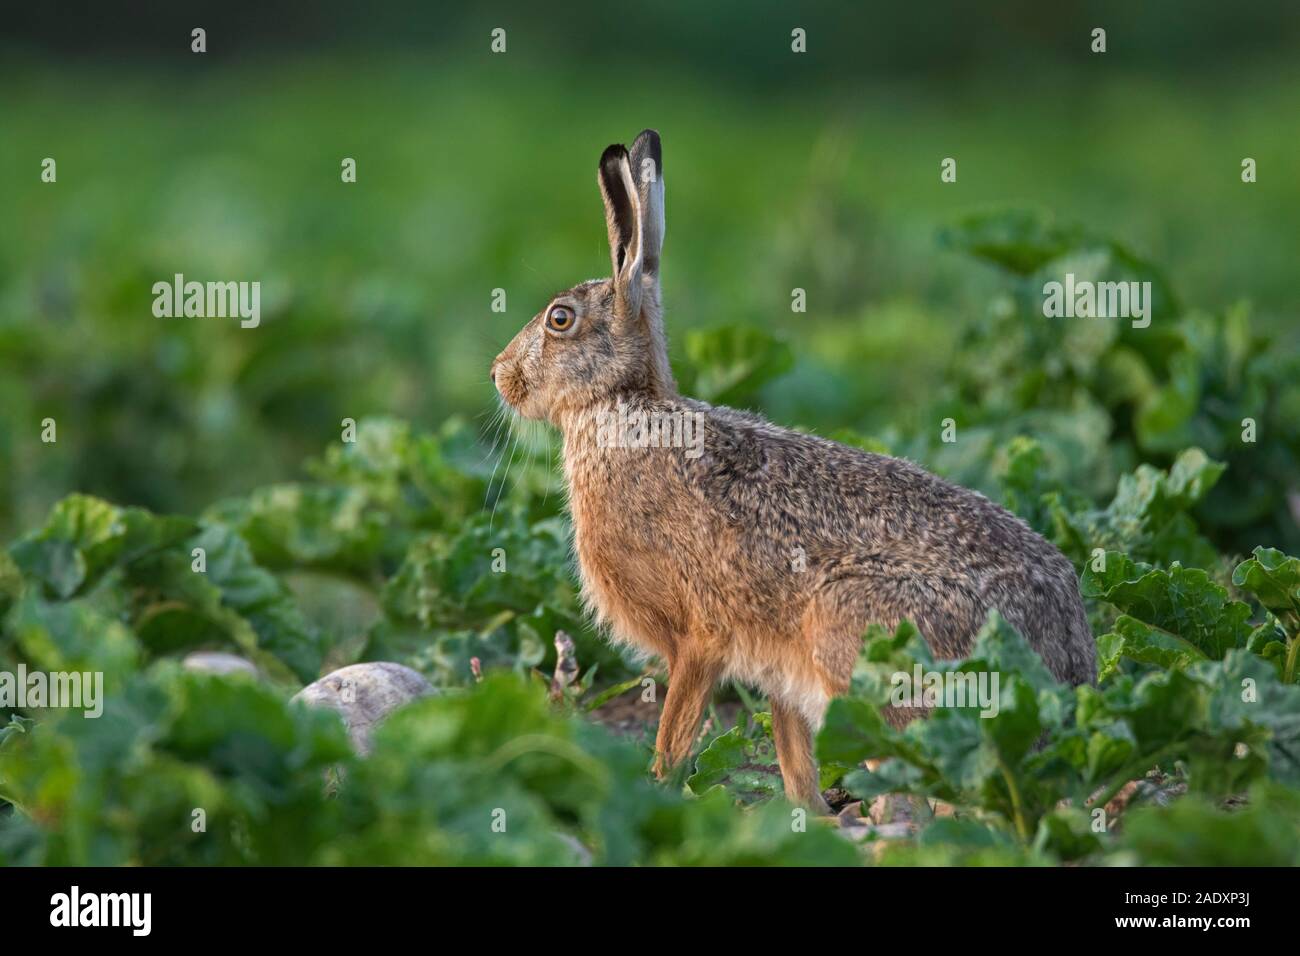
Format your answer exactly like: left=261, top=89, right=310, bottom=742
left=3, top=0, right=1298, bottom=539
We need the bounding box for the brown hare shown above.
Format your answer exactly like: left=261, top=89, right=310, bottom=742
left=491, top=129, right=1097, bottom=810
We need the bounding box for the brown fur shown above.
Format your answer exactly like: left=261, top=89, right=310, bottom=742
left=492, top=130, right=1097, bottom=809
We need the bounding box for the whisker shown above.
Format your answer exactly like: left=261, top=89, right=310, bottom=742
left=489, top=425, right=522, bottom=531
left=513, top=420, right=539, bottom=501
left=540, top=427, right=561, bottom=510
left=476, top=402, right=509, bottom=469
left=484, top=416, right=516, bottom=512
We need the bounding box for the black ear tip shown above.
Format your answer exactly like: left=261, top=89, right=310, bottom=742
left=599, top=143, right=629, bottom=170
left=632, top=129, right=662, bottom=166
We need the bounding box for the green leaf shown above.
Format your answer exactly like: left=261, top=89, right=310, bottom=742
left=1135, top=352, right=1201, bottom=452
left=687, top=713, right=783, bottom=804
left=817, top=696, right=902, bottom=768
left=1044, top=449, right=1224, bottom=568
left=190, top=524, right=325, bottom=683
left=1199, top=650, right=1300, bottom=787
left=1032, top=808, right=1103, bottom=862
left=7, top=593, right=140, bottom=678
left=1232, top=547, right=1300, bottom=618
left=680, top=324, right=794, bottom=407
left=1094, top=615, right=1207, bottom=682
left=9, top=495, right=197, bottom=600
left=1117, top=783, right=1300, bottom=866
left=0, top=551, right=23, bottom=619
left=1083, top=552, right=1252, bottom=659
left=972, top=610, right=1061, bottom=697
left=939, top=209, right=1087, bottom=276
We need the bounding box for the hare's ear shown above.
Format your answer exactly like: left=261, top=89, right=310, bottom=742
left=597, top=143, right=643, bottom=319
left=629, top=129, right=664, bottom=279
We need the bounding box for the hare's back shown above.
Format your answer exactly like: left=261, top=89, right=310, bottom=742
left=696, top=405, right=1051, bottom=562
left=691, top=405, right=1094, bottom=683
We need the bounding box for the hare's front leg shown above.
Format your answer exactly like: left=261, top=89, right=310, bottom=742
left=652, top=653, right=723, bottom=778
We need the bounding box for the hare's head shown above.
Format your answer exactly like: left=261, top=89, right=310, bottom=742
left=491, top=129, right=673, bottom=425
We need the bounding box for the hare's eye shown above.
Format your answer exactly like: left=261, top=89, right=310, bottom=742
left=546, top=305, right=576, bottom=332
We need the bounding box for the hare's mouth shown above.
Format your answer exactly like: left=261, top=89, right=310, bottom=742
left=493, top=368, right=531, bottom=414
left=495, top=379, right=523, bottom=408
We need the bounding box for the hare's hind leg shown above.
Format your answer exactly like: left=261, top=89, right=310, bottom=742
left=794, top=578, right=883, bottom=805
left=771, top=697, right=830, bottom=812
left=805, top=571, right=950, bottom=729
left=652, top=652, right=723, bottom=779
